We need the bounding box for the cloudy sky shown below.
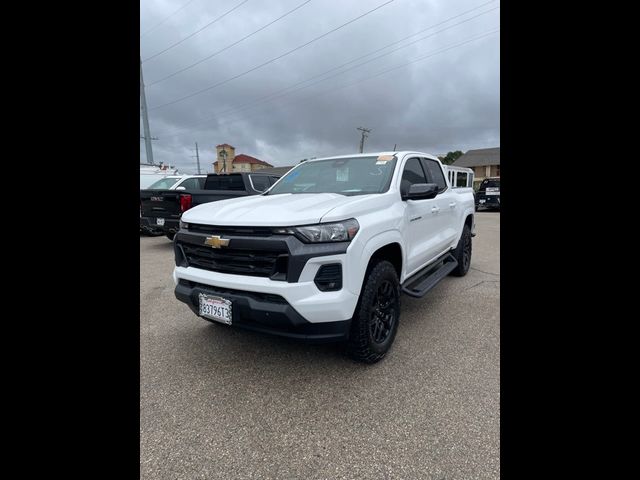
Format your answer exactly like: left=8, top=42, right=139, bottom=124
left=140, top=0, right=499, bottom=174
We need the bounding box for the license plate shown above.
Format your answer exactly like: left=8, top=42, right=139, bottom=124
left=156, top=218, right=165, bottom=226
left=479, top=199, right=486, bottom=203
left=198, top=294, right=232, bottom=325
left=486, top=191, right=500, bottom=195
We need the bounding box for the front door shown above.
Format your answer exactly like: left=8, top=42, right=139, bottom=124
left=401, top=157, right=446, bottom=276
left=421, top=157, right=459, bottom=249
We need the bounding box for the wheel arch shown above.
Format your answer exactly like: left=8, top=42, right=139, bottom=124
left=347, top=230, right=405, bottom=298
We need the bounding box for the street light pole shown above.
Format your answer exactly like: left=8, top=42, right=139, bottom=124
left=140, top=56, right=155, bottom=165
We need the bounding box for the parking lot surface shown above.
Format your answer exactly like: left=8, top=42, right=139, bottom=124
left=140, top=212, right=500, bottom=479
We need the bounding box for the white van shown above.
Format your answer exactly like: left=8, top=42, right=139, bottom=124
left=443, top=165, right=474, bottom=189
left=140, top=163, right=179, bottom=189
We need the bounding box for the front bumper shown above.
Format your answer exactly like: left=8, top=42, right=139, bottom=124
left=175, top=280, right=351, bottom=343
left=476, top=196, right=500, bottom=208
left=172, top=229, right=361, bottom=325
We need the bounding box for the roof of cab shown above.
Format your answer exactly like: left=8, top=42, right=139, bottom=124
left=307, top=151, right=440, bottom=162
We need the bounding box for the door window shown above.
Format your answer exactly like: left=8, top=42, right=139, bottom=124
left=421, top=158, right=447, bottom=192
left=178, top=178, right=203, bottom=190
left=401, top=158, right=428, bottom=196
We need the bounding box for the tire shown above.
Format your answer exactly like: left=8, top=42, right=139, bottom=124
left=166, top=232, right=176, bottom=241
left=347, top=260, right=400, bottom=364
left=451, top=224, right=472, bottom=277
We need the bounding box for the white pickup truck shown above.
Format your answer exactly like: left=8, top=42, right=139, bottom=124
left=173, top=152, right=475, bottom=363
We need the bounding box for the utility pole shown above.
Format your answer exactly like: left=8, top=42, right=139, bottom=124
left=357, top=127, right=371, bottom=153
left=140, top=56, right=155, bottom=165
left=393, top=144, right=397, bottom=151
left=191, top=142, right=201, bottom=174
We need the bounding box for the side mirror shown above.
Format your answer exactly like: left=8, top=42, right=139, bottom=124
left=175, top=186, right=186, bottom=191
left=402, top=183, right=439, bottom=201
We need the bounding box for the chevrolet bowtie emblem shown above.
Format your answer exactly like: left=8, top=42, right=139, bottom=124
left=204, top=235, right=230, bottom=248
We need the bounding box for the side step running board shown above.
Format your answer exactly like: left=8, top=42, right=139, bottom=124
left=401, top=253, right=458, bottom=298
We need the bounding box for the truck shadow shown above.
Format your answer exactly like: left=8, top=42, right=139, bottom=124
left=145, top=240, right=174, bottom=251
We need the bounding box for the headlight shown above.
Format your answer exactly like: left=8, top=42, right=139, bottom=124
left=283, top=218, right=359, bottom=243
left=179, top=220, right=189, bottom=230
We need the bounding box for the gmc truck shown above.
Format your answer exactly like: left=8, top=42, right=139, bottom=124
left=172, top=152, right=475, bottom=363
left=141, top=172, right=281, bottom=240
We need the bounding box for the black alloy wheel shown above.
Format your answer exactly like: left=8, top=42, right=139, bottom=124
left=370, top=280, right=397, bottom=344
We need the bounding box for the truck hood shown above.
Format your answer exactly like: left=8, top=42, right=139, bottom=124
left=182, top=193, right=383, bottom=226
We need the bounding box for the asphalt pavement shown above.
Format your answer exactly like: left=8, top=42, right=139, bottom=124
left=140, top=212, right=500, bottom=479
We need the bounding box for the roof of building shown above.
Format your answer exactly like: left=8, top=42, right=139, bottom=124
left=213, top=154, right=273, bottom=167
left=452, top=147, right=500, bottom=167
left=216, top=143, right=235, bottom=148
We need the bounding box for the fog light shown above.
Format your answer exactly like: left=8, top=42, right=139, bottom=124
left=314, top=264, right=342, bottom=291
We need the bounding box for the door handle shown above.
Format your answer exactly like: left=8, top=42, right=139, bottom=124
left=431, top=206, right=440, bottom=213
left=449, top=202, right=457, bottom=208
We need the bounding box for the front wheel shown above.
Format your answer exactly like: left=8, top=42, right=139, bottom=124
left=347, top=260, right=400, bottom=364
left=166, top=232, right=176, bottom=241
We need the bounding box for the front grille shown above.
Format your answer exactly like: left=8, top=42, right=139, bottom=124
left=179, top=242, right=286, bottom=278
left=187, top=224, right=274, bottom=237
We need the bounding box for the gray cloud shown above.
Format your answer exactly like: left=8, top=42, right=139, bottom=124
left=140, top=0, right=499, bottom=173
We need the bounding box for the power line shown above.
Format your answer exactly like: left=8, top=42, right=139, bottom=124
left=148, top=0, right=396, bottom=111
left=149, top=0, right=496, bottom=88
left=147, top=0, right=314, bottom=87
left=155, top=3, right=498, bottom=137
left=160, top=29, right=499, bottom=138
left=142, top=0, right=250, bottom=63
left=140, top=0, right=198, bottom=38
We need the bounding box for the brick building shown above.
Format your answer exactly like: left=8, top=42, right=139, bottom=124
left=212, top=144, right=273, bottom=173
left=451, top=147, right=500, bottom=187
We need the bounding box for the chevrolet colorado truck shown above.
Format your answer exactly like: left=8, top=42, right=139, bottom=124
left=172, top=152, right=475, bottom=363
left=140, top=172, right=280, bottom=240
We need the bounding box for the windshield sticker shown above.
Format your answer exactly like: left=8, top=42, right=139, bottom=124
left=376, top=154, right=394, bottom=164
left=336, top=167, right=349, bottom=182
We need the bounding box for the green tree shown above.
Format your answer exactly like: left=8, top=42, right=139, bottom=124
left=438, top=150, right=464, bottom=165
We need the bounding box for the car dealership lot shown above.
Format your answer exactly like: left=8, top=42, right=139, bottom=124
left=140, top=212, right=500, bottom=479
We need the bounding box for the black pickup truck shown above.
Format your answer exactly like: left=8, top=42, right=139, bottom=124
left=140, top=172, right=281, bottom=240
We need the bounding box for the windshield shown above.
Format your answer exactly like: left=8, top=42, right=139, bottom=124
left=268, top=156, right=397, bottom=196
left=480, top=179, right=500, bottom=189
left=147, top=177, right=180, bottom=189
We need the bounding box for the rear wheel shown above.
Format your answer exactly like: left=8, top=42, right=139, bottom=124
left=451, top=224, right=472, bottom=276
left=347, top=260, right=400, bottom=364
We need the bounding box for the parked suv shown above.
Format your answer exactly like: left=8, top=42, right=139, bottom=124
left=475, top=177, right=500, bottom=211
left=172, top=152, right=475, bottom=363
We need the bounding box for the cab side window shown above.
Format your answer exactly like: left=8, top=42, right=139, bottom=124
left=249, top=175, right=270, bottom=192
left=179, top=178, right=202, bottom=190
left=421, top=158, right=447, bottom=192
left=400, top=158, right=428, bottom=196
